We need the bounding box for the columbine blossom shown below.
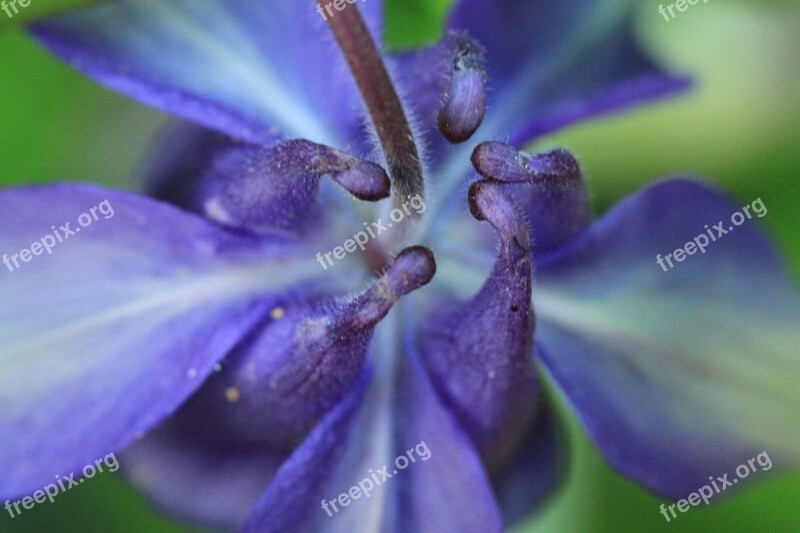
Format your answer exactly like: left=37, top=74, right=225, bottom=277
left=1, top=1, right=798, bottom=531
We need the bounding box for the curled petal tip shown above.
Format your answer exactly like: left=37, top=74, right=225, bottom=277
left=438, top=34, right=487, bottom=143
left=329, top=159, right=391, bottom=201
left=472, top=142, right=580, bottom=185
left=469, top=181, right=529, bottom=250
left=198, top=139, right=390, bottom=235
left=385, top=246, right=437, bottom=296
left=439, top=70, right=487, bottom=143
left=468, top=180, right=487, bottom=221
left=348, top=246, right=436, bottom=329
left=518, top=148, right=581, bottom=186
left=306, top=141, right=392, bottom=201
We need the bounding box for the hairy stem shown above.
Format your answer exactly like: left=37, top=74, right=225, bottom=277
left=320, top=2, right=424, bottom=208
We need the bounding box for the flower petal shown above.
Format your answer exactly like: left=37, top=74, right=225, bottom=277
left=0, top=184, right=328, bottom=498
left=415, top=1, right=686, bottom=242
left=122, top=413, right=286, bottom=531
left=422, top=182, right=538, bottom=469
left=534, top=179, right=800, bottom=497
left=471, top=142, right=590, bottom=253
left=491, top=398, right=570, bottom=526
left=392, top=344, right=504, bottom=532
left=243, top=312, right=504, bottom=532
left=198, top=139, right=389, bottom=236
left=242, top=369, right=372, bottom=533
left=30, top=0, right=384, bottom=146
left=447, top=0, right=690, bottom=144
left=391, top=31, right=487, bottom=146
left=143, top=122, right=249, bottom=209
left=183, top=247, right=435, bottom=447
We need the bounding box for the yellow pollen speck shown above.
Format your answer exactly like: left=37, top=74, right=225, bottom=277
left=225, top=387, right=240, bottom=403
left=270, top=307, right=285, bottom=320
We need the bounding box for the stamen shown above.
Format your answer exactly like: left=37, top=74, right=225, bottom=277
left=321, top=2, right=424, bottom=207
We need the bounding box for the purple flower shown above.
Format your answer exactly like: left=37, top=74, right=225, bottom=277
left=1, top=1, right=798, bottom=531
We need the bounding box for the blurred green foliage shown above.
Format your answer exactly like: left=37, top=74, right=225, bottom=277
left=0, top=0, right=798, bottom=531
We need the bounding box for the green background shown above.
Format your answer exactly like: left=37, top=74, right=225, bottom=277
left=1, top=0, right=798, bottom=531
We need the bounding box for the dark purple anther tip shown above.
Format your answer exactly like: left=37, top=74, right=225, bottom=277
left=438, top=37, right=487, bottom=143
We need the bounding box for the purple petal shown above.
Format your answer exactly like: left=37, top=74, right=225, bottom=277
left=535, top=179, right=800, bottom=497
left=447, top=0, right=690, bottom=144
left=472, top=142, right=590, bottom=252
left=392, top=31, right=487, bottom=144
left=143, top=122, right=256, bottom=209
left=120, top=289, right=316, bottom=530
left=30, top=0, right=384, bottom=146
left=144, top=126, right=390, bottom=237
left=393, top=346, right=504, bottom=532
left=194, top=139, right=390, bottom=237
left=242, top=319, right=504, bottom=531
left=422, top=182, right=538, bottom=469
left=122, top=411, right=286, bottom=531
left=390, top=31, right=487, bottom=162
left=491, top=399, right=570, bottom=526
left=242, top=369, right=372, bottom=533
left=0, top=184, right=329, bottom=498
left=182, top=247, right=435, bottom=447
